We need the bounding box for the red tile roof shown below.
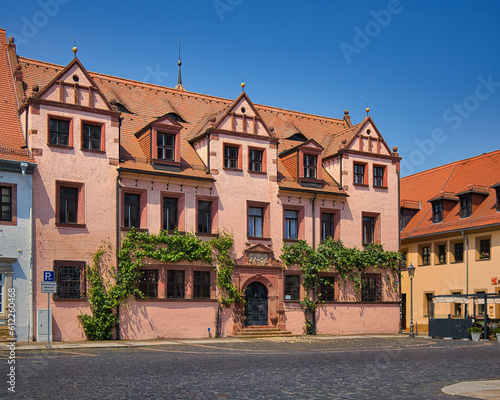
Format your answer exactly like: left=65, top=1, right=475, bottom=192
left=0, top=29, right=33, bottom=163
left=401, top=150, right=500, bottom=239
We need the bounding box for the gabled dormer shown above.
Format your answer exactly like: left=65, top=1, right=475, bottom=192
left=135, top=114, right=183, bottom=172
left=30, top=58, right=114, bottom=112
left=455, top=185, right=490, bottom=218
left=344, top=117, right=394, bottom=156
left=428, top=192, right=459, bottom=223
left=280, top=139, right=323, bottom=188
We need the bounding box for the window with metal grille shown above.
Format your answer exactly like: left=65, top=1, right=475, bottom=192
left=249, top=149, right=263, bottom=172
left=194, top=271, right=211, bottom=299
left=438, top=244, right=446, bottom=264
left=138, top=269, right=158, bottom=298
left=162, top=197, right=178, bottom=231
left=49, top=118, right=70, bottom=146
left=459, top=194, right=472, bottom=218
left=362, top=216, right=375, bottom=245
left=285, top=275, right=300, bottom=300
left=124, top=193, right=141, bottom=228
left=224, top=145, right=239, bottom=169
left=54, top=261, right=85, bottom=299
left=82, top=123, right=101, bottom=150
left=353, top=163, right=365, bottom=184
left=373, top=166, right=385, bottom=187
left=59, top=187, right=78, bottom=224
left=320, top=276, right=335, bottom=302
left=157, top=132, right=175, bottom=160
left=167, top=270, right=185, bottom=298
left=0, top=186, right=12, bottom=221
left=432, top=201, right=443, bottom=223
left=361, top=274, right=381, bottom=302
left=197, top=201, right=212, bottom=233
left=284, top=210, right=298, bottom=239
left=248, top=207, right=263, bottom=238
left=321, top=212, right=335, bottom=241
left=303, top=154, right=317, bottom=179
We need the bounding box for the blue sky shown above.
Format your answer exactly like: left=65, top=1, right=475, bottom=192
left=2, top=0, right=500, bottom=176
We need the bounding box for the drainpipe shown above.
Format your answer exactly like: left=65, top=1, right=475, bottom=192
left=397, top=165, right=402, bottom=334
left=339, top=151, right=343, bottom=189
left=312, top=193, right=317, bottom=250
left=206, top=132, right=211, bottom=173
left=25, top=106, right=29, bottom=147
left=20, top=162, right=33, bottom=341
left=461, top=230, right=469, bottom=316
left=116, top=117, right=123, bottom=340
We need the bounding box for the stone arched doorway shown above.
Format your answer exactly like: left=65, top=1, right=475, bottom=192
left=244, top=282, right=268, bottom=326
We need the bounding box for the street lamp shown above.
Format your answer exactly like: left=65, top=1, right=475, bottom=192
left=407, top=262, right=416, bottom=338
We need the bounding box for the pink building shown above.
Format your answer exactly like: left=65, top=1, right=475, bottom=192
left=5, top=32, right=401, bottom=341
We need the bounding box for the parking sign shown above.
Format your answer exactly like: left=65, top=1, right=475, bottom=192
left=43, top=271, right=55, bottom=282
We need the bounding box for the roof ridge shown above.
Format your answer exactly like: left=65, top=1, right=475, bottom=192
left=255, top=103, right=345, bottom=124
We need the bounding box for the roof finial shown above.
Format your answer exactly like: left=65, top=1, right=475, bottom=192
left=241, top=74, right=245, bottom=92
left=72, top=38, right=77, bottom=58
left=366, top=101, right=370, bottom=116
left=175, top=38, right=185, bottom=91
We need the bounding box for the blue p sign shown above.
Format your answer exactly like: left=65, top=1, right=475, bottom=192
left=43, top=271, right=55, bottom=282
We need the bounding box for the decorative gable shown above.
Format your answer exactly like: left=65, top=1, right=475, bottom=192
left=214, top=92, right=273, bottom=137
left=236, top=243, right=280, bottom=267
left=33, top=58, right=113, bottom=111
left=346, top=118, right=393, bottom=156
left=280, top=139, right=324, bottom=187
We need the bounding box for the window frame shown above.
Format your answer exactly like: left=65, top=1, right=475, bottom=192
left=424, top=292, right=434, bottom=317
left=162, top=196, right=178, bottom=232
left=452, top=241, right=464, bottom=263
left=320, top=211, right=336, bottom=242
left=319, top=275, right=336, bottom=302
left=54, top=260, right=86, bottom=300
left=303, top=154, right=317, bottom=179
left=193, top=270, right=211, bottom=299
left=437, top=243, right=447, bottom=265
left=284, top=209, right=299, bottom=240
left=0, top=184, right=16, bottom=226
left=478, top=237, right=491, bottom=260
left=122, top=189, right=147, bottom=230
left=361, top=274, right=381, bottom=302
left=138, top=269, right=159, bottom=299
left=284, top=274, right=300, bottom=301
left=81, top=120, right=104, bottom=152
left=248, top=206, right=264, bottom=238
left=432, top=201, right=443, bottom=223
left=156, top=132, right=176, bottom=161
left=167, top=269, right=185, bottom=299
left=353, top=162, right=367, bottom=185
left=196, top=197, right=218, bottom=235
left=419, top=244, right=431, bottom=266
left=373, top=165, right=386, bottom=188
left=459, top=194, right=472, bottom=218
left=55, top=181, right=85, bottom=227
left=223, top=143, right=242, bottom=170
left=247, top=201, right=270, bottom=239
left=48, top=115, right=73, bottom=148
left=248, top=147, right=266, bottom=173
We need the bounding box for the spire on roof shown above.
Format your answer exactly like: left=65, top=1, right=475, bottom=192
left=175, top=38, right=185, bottom=91
left=72, top=38, right=77, bottom=58
left=366, top=101, right=370, bottom=116
left=241, top=74, right=245, bottom=92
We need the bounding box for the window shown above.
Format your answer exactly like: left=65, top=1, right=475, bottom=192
left=49, top=118, right=70, bottom=146
left=321, top=212, right=335, bottom=241
left=401, top=251, right=408, bottom=270
left=361, top=274, right=381, bottom=302
left=432, top=201, right=443, bottom=223
left=303, top=154, right=317, bottom=179
left=476, top=291, right=486, bottom=316
left=224, top=145, right=239, bottom=169
left=157, top=132, right=175, bottom=160
left=353, top=163, right=365, bottom=184
left=124, top=193, right=141, bottom=228
left=373, top=166, right=385, bottom=187
left=284, top=210, right=298, bottom=240
left=362, top=216, right=375, bottom=245
left=479, top=239, right=490, bottom=259
left=248, top=207, right=263, bottom=238
left=459, top=194, right=472, bottom=218
left=138, top=269, right=158, bottom=298
left=193, top=271, right=211, bottom=299
left=285, top=275, right=300, bottom=300
left=0, top=186, right=12, bottom=222
left=198, top=200, right=212, bottom=233
left=451, top=291, right=462, bottom=316
left=249, top=149, right=263, bottom=172
left=54, top=261, right=86, bottom=299
left=421, top=245, right=431, bottom=265
left=438, top=244, right=447, bottom=264
left=82, top=123, right=101, bottom=150
left=496, top=187, right=500, bottom=212
left=400, top=208, right=418, bottom=231
left=425, top=293, right=434, bottom=317
left=167, top=270, right=185, bottom=299
left=162, top=197, right=178, bottom=231
left=59, top=187, right=78, bottom=224
left=320, top=276, right=335, bottom=302
left=454, top=242, right=464, bottom=263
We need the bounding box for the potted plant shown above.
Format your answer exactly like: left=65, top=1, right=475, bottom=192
left=491, top=325, right=500, bottom=343
left=479, top=251, right=490, bottom=260
left=467, top=326, right=482, bottom=341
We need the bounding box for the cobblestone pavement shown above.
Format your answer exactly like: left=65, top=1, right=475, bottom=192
left=1, top=336, right=499, bottom=399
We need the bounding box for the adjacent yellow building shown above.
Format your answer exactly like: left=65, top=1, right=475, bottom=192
left=400, top=150, right=500, bottom=332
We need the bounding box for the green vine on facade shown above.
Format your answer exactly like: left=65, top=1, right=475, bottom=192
left=280, top=238, right=401, bottom=335
left=79, top=229, right=240, bottom=341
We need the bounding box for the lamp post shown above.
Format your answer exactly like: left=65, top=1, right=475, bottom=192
left=408, top=262, right=416, bottom=338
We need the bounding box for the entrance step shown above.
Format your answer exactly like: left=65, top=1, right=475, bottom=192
left=233, top=326, right=293, bottom=338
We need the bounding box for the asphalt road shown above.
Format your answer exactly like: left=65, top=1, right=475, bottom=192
left=2, top=337, right=499, bottom=399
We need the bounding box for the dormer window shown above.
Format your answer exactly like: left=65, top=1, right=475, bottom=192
left=496, top=187, right=500, bottom=212
left=157, top=132, right=175, bottom=161
left=432, top=201, right=443, bottom=223
left=304, top=154, right=317, bottom=179
left=459, top=194, right=472, bottom=218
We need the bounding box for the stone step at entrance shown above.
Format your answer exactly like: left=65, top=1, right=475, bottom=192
left=234, top=326, right=292, bottom=338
